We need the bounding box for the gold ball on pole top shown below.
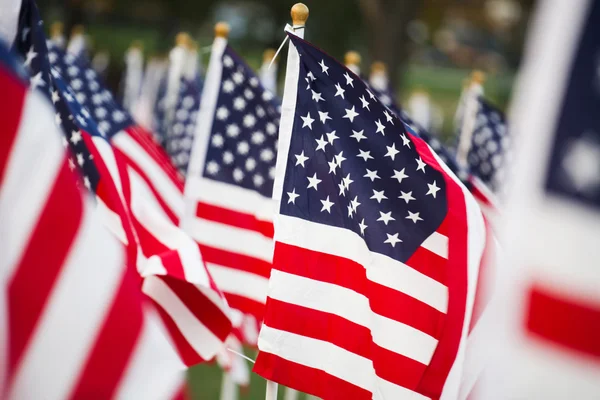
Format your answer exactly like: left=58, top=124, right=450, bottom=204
left=291, top=3, right=309, bottom=26
left=344, top=51, right=361, bottom=67
left=371, top=61, right=387, bottom=74
left=471, top=69, right=486, bottom=85
left=215, top=22, right=230, bottom=38
left=263, top=48, right=276, bottom=63
left=50, top=21, right=63, bottom=37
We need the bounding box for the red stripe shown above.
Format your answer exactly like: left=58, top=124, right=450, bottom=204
left=414, top=136, right=469, bottom=399
left=274, top=242, right=445, bottom=339
left=0, top=65, right=25, bottom=179
left=254, top=351, right=371, bottom=400
left=199, top=245, right=272, bottom=278
left=197, top=202, right=274, bottom=238
left=222, top=293, right=266, bottom=322
left=526, top=284, right=600, bottom=360
left=68, top=267, right=144, bottom=399
left=161, top=276, right=232, bottom=342
left=263, top=298, right=429, bottom=391
left=406, top=246, right=447, bottom=285
left=7, top=160, right=83, bottom=380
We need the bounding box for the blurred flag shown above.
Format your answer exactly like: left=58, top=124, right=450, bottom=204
left=66, top=24, right=87, bottom=59
left=254, top=29, right=489, bottom=400
left=0, top=40, right=184, bottom=400
left=481, top=0, right=600, bottom=398
left=13, top=0, right=232, bottom=367
left=182, top=29, right=281, bottom=346
left=122, top=41, right=144, bottom=115
left=133, top=54, right=167, bottom=132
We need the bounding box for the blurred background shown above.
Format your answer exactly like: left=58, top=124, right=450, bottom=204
left=36, top=0, right=534, bottom=398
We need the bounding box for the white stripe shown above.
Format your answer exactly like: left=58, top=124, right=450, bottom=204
left=207, top=263, right=269, bottom=304
left=268, top=269, right=438, bottom=365
left=275, top=215, right=448, bottom=312
left=8, top=210, right=125, bottom=400
left=185, top=217, right=274, bottom=263
left=259, top=325, right=429, bottom=400
left=91, top=136, right=125, bottom=201
left=115, top=308, right=185, bottom=400
left=113, top=131, right=184, bottom=217
left=142, top=275, right=224, bottom=360
left=95, top=197, right=128, bottom=245
left=0, top=91, right=64, bottom=284
left=422, top=231, right=449, bottom=259
left=185, top=176, right=275, bottom=222
left=128, top=167, right=210, bottom=287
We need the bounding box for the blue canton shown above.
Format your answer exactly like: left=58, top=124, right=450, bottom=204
left=202, top=46, right=280, bottom=198
left=467, top=98, right=509, bottom=191
left=545, top=0, right=600, bottom=210
left=280, top=35, right=448, bottom=262
left=166, top=75, right=203, bottom=176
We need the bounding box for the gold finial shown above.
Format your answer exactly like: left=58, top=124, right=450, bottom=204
left=471, top=70, right=486, bottom=85
left=215, top=22, right=230, bottom=38
left=263, top=48, right=276, bottom=64
left=291, top=3, right=309, bottom=26
left=175, top=32, right=191, bottom=47
left=130, top=40, right=144, bottom=51
left=50, top=21, right=63, bottom=38
left=371, top=61, right=387, bottom=74
left=344, top=51, right=361, bottom=67
left=70, top=24, right=84, bottom=38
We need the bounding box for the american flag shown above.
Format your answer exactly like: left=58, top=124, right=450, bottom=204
left=0, top=41, right=184, bottom=399
left=182, top=38, right=281, bottom=344
left=165, top=74, right=203, bottom=176
left=481, top=0, right=600, bottom=398
left=253, top=30, right=489, bottom=399
left=465, top=98, right=509, bottom=192
left=13, top=0, right=233, bottom=367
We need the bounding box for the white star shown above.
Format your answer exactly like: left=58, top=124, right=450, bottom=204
left=260, top=149, right=274, bottom=162
left=54, top=112, right=62, bottom=126
left=321, top=196, right=334, bottom=213
left=301, top=112, right=315, bottom=129
left=233, top=168, right=244, bottom=182
left=377, top=211, right=395, bottom=225
left=243, top=114, right=257, bottom=128
left=427, top=180, right=441, bottom=198
left=334, top=83, right=345, bottom=99
left=233, top=97, right=246, bottom=111
left=350, top=130, right=367, bottom=143
left=364, top=169, right=380, bottom=181
left=344, top=72, right=354, bottom=87
left=307, top=71, right=317, bottom=81
left=334, top=151, right=346, bottom=167
left=383, top=110, right=394, bottom=124
left=76, top=153, right=84, bottom=166
left=375, top=119, right=386, bottom=135
left=328, top=159, right=338, bottom=174
left=326, top=130, right=339, bottom=144
left=70, top=130, right=82, bottom=145
left=223, top=151, right=234, bottom=164
left=384, top=233, right=402, bottom=247
left=400, top=133, right=411, bottom=148
left=562, top=135, right=600, bottom=193
left=223, top=80, right=235, bottom=93
left=226, top=124, right=240, bottom=137
left=319, top=59, right=329, bottom=75
left=295, top=151, right=309, bottom=167
left=212, top=134, right=224, bottom=148
left=392, top=168, right=409, bottom=183
left=350, top=196, right=361, bottom=213
left=51, top=90, right=60, bottom=104
left=216, top=106, right=229, bottom=120
left=307, top=173, right=322, bottom=191
left=246, top=158, right=257, bottom=171
left=342, top=174, right=353, bottom=191
left=357, top=149, right=373, bottom=162
left=348, top=204, right=355, bottom=218
left=343, top=106, right=359, bottom=123
left=416, top=157, right=427, bottom=172
left=359, top=95, right=370, bottom=111
left=406, top=211, right=423, bottom=224
left=311, top=90, right=324, bottom=103
left=385, top=143, right=399, bottom=161
left=83, top=176, right=91, bottom=189
left=237, top=141, right=249, bottom=155
left=253, top=174, right=265, bottom=187
left=315, top=135, right=328, bottom=151
left=358, top=219, right=368, bottom=235
left=287, top=189, right=300, bottom=204
left=24, top=45, right=37, bottom=67
left=30, top=72, right=45, bottom=89
left=206, top=161, right=220, bottom=175
left=319, top=111, right=332, bottom=124
left=399, top=191, right=416, bottom=204
left=338, top=181, right=347, bottom=197
left=371, top=189, right=388, bottom=203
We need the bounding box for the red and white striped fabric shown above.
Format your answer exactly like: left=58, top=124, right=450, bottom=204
left=479, top=1, right=600, bottom=398
left=0, top=50, right=183, bottom=399
left=253, top=25, right=490, bottom=400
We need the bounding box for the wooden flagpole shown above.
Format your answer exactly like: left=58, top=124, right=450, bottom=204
left=456, top=70, right=486, bottom=168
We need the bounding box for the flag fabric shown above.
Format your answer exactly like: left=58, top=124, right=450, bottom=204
left=13, top=0, right=232, bottom=367
left=480, top=0, right=600, bottom=398
left=464, top=98, right=509, bottom=192
left=253, top=29, right=489, bottom=400
left=165, top=73, right=203, bottom=176
left=183, top=37, right=281, bottom=344
left=0, top=40, right=184, bottom=400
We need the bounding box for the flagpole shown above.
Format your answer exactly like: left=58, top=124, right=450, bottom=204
left=456, top=70, right=485, bottom=168
left=344, top=51, right=361, bottom=76
left=265, top=4, right=308, bottom=400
